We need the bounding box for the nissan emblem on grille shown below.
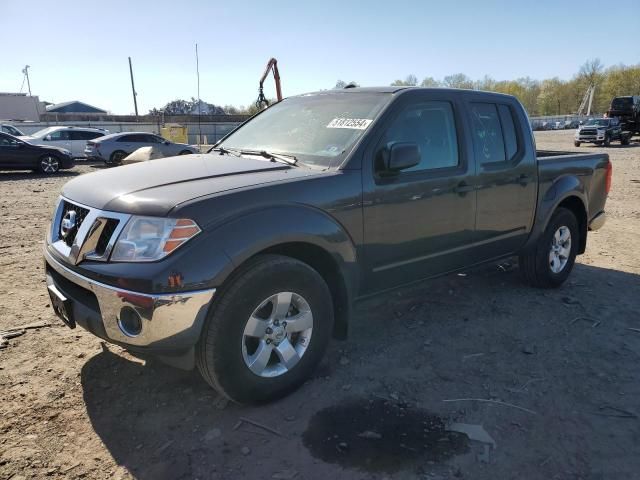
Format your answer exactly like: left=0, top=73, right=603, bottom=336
left=60, top=210, right=77, bottom=239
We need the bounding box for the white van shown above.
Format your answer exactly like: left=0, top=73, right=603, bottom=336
left=19, top=126, right=108, bottom=159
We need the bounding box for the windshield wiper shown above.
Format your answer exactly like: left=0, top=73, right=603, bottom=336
left=209, top=146, right=242, bottom=157
left=239, top=149, right=298, bottom=166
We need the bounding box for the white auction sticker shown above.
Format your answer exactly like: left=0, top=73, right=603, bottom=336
left=326, top=118, right=373, bottom=130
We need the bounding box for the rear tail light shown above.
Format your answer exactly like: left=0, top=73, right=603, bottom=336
left=605, top=160, right=612, bottom=195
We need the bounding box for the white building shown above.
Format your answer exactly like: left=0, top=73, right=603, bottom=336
left=0, top=93, right=47, bottom=121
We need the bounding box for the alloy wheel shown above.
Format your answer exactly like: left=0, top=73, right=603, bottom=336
left=242, top=291, right=313, bottom=378
left=549, top=226, right=571, bottom=273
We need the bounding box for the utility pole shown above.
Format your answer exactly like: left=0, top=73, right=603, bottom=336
left=22, top=65, right=40, bottom=117
left=128, top=57, right=139, bottom=119
left=195, top=43, right=202, bottom=146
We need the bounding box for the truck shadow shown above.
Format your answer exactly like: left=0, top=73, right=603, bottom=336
left=80, top=261, right=640, bottom=479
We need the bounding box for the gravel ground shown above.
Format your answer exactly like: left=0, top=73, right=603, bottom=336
left=1, top=130, right=639, bottom=480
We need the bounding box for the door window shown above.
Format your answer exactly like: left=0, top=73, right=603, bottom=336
left=379, top=101, right=459, bottom=172
left=471, top=102, right=520, bottom=164
left=0, top=133, right=20, bottom=146
left=49, top=130, right=70, bottom=141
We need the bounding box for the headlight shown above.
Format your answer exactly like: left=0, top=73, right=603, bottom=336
left=111, top=216, right=201, bottom=262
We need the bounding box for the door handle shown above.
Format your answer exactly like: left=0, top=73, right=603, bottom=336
left=517, top=174, right=531, bottom=186
left=454, top=182, right=475, bottom=196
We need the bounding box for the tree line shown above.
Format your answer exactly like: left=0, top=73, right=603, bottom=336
left=337, top=59, right=640, bottom=117
left=150, top=59, right=639, bottom=118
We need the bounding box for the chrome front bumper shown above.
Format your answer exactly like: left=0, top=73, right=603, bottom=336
left=44, top=248, right=215, bottom=348
left=589, top=211, right=606, bottom=231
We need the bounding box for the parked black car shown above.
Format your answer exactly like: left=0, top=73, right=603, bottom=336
left=0, top=132, right=75, bottom=174
left=44, top=87, right=610, bottom=404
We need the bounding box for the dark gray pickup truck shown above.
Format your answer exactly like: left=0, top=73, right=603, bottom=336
left=44, top=87, right=611, bottom=403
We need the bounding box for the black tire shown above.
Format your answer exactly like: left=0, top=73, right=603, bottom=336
left=574, top=141, right=581, bottom=147
left=39, top=154, right=60, bottom=174
left=621, top=135, right=630, bottom=146
left=603, top=134, right=611, bottom=147
left=179, top=150, right=192, bottom=155
left=196, top=254, right=334, bottom=404
left=109, top=150, right=127, bottom=164
left=519, top=207, right=579, bottom=288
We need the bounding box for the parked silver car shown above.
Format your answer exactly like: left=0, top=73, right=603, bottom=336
left=85, top=132, right=198, bottom=164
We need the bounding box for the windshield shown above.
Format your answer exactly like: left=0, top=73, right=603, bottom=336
left=612, top=97, right=632, bottom=109
left=218, top=92, right=390, bottom=167
left=30, top=127, right=57, bottom=138
left=584, top=119, right=609, bottom=127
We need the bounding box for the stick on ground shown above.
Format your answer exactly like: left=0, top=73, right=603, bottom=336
left=238, top=417, right=285, bottom=437
left=442, top=398, right=538, bottom=415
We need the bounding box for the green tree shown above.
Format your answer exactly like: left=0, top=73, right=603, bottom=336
left=391, top=74, right=418, bottom=86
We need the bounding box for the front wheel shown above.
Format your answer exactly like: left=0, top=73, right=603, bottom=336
left=621, top=135, right=630, bottom=146
left=603, top=134, right=611, bottom=147
left=574, top=141, right=581, bottom=147
left=519, top=207, right=579, bottom=288
left=196, top=255, right=334, bottom=404
left=39, top=155, right=60, bottom=174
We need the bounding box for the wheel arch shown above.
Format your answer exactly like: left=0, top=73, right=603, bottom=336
left=523, top=175, right=589, bottom=254
left=206, top=205, right=359, bottom=339
left=556, top=196, right=587, bottom=254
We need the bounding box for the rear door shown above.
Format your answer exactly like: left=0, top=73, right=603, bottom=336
left=70, top=130, right=105, bottom=157
left=361, top=91, right=476, bottom=292
left=466, top=100, right=537, bottom=259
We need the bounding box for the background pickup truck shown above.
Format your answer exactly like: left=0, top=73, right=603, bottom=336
left=44, top=87, right=611, bottom=404
left=574, top=117, right=631, bottom=146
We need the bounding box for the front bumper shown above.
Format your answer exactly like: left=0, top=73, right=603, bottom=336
left=576, top=135, right=606, bottom=142
left=589, top=211, right=606, bottom=231
left=44, top=247, right=215, bottom=352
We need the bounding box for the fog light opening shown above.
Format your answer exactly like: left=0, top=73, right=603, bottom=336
left=118, top=307, right=143, bottom=337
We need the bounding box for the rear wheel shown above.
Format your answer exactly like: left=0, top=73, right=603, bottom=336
left=574, top=141, right=581, bottom=147
left=109, top=150, right=127, bottom=164
left=39, top=155, right=60, bottom=174
left=519, top=207, right=579, bottom=288
left=621, top=135, right=630, bottom=146
left=196, top=255, right=334, bottom=404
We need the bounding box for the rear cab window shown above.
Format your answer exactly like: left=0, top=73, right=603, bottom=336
left=470, top=102, right=520, bottom=165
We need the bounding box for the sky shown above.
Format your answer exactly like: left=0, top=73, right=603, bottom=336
left=1, top=0, right=638, bottom=115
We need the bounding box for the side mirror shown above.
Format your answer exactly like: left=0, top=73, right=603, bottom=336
left=164, top=141, right=170, bottom=145
left=17, top=142, right=25, bottom=148
left=43, top=135, right=51, bottom=141
left=378, top=142, right=420, bottom=174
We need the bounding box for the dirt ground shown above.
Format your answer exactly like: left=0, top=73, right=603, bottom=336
left=1, top=130, right=639, bottom=480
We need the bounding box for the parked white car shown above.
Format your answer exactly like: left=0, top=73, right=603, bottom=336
left=19, top=126, right=108, bottom=159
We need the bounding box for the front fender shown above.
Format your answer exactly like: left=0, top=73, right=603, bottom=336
left=209, top=205, right=359, bottom=296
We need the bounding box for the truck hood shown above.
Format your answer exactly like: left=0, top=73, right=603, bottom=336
left=62, top=153, right=318, bottom=216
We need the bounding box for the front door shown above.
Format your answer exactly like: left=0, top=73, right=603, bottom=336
left=47, top=130, right=72, bottom=152
left=362, top=93, right=476, bottom=293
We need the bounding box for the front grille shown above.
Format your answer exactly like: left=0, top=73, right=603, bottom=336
left=60, top=201, right=90, bottom=247
left=580, top=129, right=597, bottom=136
left=95, top=219, right=120, bottom=256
